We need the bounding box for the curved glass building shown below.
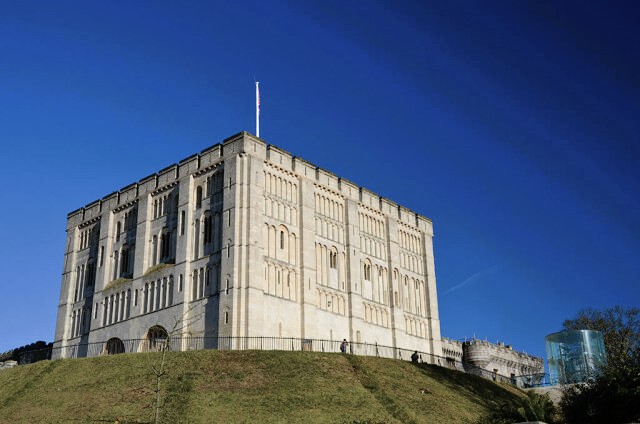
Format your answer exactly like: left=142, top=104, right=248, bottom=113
left=545, top=330, right=606, bottom=384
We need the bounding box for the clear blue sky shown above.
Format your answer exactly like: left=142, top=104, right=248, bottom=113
left=1, top=1, right=638, bottom=360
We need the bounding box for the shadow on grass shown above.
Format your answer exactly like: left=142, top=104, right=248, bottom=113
left=413, top=363, right=524, bottom=411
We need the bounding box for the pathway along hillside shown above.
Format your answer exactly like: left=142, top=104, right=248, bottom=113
left=0, top=349, right=526, bottom=423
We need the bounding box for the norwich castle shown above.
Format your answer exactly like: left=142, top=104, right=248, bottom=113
left=53, top=132, right=442, bottom=358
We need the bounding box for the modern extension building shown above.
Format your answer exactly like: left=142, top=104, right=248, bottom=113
left=53, top=132, right=442, bottom=359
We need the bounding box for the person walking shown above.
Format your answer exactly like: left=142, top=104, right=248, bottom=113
left=340, top=339, right=348, bottom=353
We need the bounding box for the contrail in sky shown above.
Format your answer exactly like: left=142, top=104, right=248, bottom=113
left=443, top=265, right=499, bottom=295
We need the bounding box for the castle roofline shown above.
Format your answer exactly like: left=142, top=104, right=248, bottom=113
left=67, top=131, right=433, bottom=227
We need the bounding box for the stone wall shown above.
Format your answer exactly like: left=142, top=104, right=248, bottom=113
left=53, top=132, right=442, bottom=359
left=0, top=361, right=17, bottom=370
left=441, top=337, right=544, bottom=381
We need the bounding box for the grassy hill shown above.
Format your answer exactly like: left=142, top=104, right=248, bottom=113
left=0, top=350, right=527, bottom=424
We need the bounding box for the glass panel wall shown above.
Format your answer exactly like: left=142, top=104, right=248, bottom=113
left=545, top=329, right=606, bottom=384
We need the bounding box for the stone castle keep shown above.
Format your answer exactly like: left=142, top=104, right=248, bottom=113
left=54, top=132, right=443, bottom=358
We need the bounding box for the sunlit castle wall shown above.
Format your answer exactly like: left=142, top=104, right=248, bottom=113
left=441, top=337, right=544, bottom=381
left=53, top=132, right=442, bottom=358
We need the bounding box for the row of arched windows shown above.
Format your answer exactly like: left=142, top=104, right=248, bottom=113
left=399, top=251, right=423, bottom=274
left=358, top=212, right=385, bottom=239
left=195, top=172, right=223, bottom=209
left=193, top=212, right=222, bottom=259
left=102, top=289, right=132, bottom=326
left=95, top=274, right=185, bottom=329
left=363, top=302, right=389, bottom=328
left=79, top=225, right=99, bottom=250
left=405, top=315, right=427, bottom=339
left=442, top=345, right=463, bottom=359
left=103, top=325, right=171, bottom=355
left=264, top=197, right=298, bottom=226
left=315, top=217, right=344, bottom=244
left=264, top=170, right=297, bottom=203
left=316, top=243, right=345, bottom=291
left=399, top=228, right=422, bottom=255
left=263, top=224, right=297, bottom=265
left=264, top=261, right=297, bottom=301
left=153, top=193, right=178, bottom=220
left=143, top=276, right=175, bottom=314
left=317, top=288, right=346, bottom=315
left=70, top=307, right=89, bottom=338
left=150, top=229, right=176, bottom=267
left=74, top=262, right=96, bottom=303
left=360, top=235, right=386, bottom=260
left=361, top=259, right=389, bottom=305
left=115, top=208, right=138, bottom=242
left=191, top=265, right=222, bottom=301
left=314, top=192, right=344, bottom=222
left=113, top=244, right=135, bottom=280
left=396, top=271, right=427, bottom=317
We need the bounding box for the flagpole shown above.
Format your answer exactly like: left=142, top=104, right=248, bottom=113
left=256, top=81, right=260, bottom=138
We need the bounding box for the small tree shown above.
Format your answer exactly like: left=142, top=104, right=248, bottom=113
left=560, top=351, right=640, bottom=423
left=562, top=306, right=640, bottom=369
left=560, top=306, right=640, bottom=424
left=146, top=306, right=201, bottom=424
left=476, top=391, right=560, bottom=424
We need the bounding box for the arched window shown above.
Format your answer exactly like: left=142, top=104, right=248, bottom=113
left=120, top=245, right=130, bottom=277
left=105, top=338, right=125, bottom=355
left=280, top=231, right=285, bottom=249
left=113, top=250, right=119, bottom=280
left=363, top=262, right=371, bottom=281
left=115, top=221, right=121, bottom=241
left=204, top=214, right=212, bottom=244
left=144, top=326, right=168, bottom=352
left=329, top=250, right=337, bottom=269
left=193, top=219, right=200, bottom=259
left=151, top=235, right=158, bottom=266
left=196, top=186, right=203, bottom=208
left=160, top=230, right=172, bottom=262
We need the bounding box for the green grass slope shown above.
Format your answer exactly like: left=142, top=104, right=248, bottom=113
left=0, top=350, right=525, bottom=424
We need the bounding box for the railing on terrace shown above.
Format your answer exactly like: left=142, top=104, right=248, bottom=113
left=514, top=372, right=553, bottom=388
left=6, top=336, right=537, bottom=388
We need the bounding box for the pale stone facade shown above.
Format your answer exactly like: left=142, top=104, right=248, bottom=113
left=441, top=337, right=544, bottom=384
left=53, top=132, right=442, bottom=358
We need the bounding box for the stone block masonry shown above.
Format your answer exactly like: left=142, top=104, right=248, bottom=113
left=53, top=131, right=442, bottom=359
